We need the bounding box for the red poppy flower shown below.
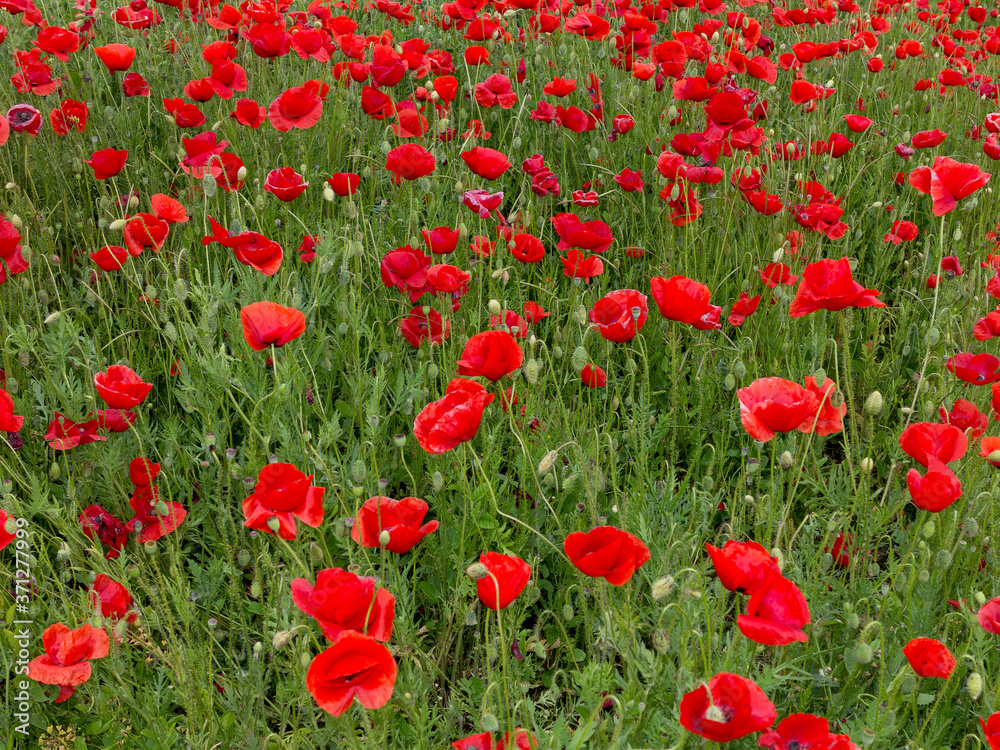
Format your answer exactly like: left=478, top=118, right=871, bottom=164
left=264, top=167, right=309, bottom=201
left=729, top=292, right=761, bottom=326
left=843, top=115, right=873, bottom=132
left=0, top=386, right=24, bottom=432
left=561, top=249, right=603, bottom=282
left=679, top=672, right=776, bottom=742
left=457, top=331, right=524, bottom=381
left=413, top=378, right=495, bottom=454
left=94, top=43, right=135, bottom=72
left=385, top=143, right=436, bottom=182
left=980, top=436, right=1000, bottom=468
left=581, top=364, right=607, bottom=388
left=940, top=399, right=988, bottom=438
left=589, top=289, right=648, bottom=343
left=737, top=573, right=810, bottom=645
left=550, top=213, right=614, bottom=254
left=306, top=631, right=396, bottom=717
left=89, top=575, right=137, bottom=624
left=737, top=378, right=820, bottom=442
left=563, top=526, right=650, bottom=585
left=523, top=301, right=549, bottom=323
left=242, top=462, right=325, bottom=540
left=380, top=245, right=431, bottom=302
left=0, top=510, right=15, bottom=551
left=239, top=301, right=307, bottom=351
left=981, top=713, right=1000, bottom=750
left=49, top=99, right=88, bottom=136
left=44, top=413, right=106, bottom=451
left=93, top=409, right=135, bottom=433
left=802, top=376, right=846, bottom=436
left=451, top=733, right=494, bottom=750
left=162, top=98, right=206, bottom=128
left=899, top=422, right=968, bottom=467
left=122, top=73, right=150, bottom=97
left=474, top=74, right=517, bottom=109
left=909, top=156, right=991, bottom=216
left=903, top=637, right=956, bottom=678
left=85, top=148, right=128, bottom=180
left=80, top=505, right=128, bottom=559
left=650, top=275, right=722, bottom=330
left=27, top=623, right=109, bottom=704
left=461, top=146, right=511, bottom=181
left=400, top=306, right=449, bottom=347
left=508, top=232, right=545, bottom=264
left=7, top=104, right=42, bottom=136
left=327, top=172, right=360, bottom=196
left=292, top=568, right=395, bottom=642
left=977, top=597, right=1000, bottom=635
left=788, top=259, right=884, bottom=318
left=203, top=217, right=283, bottom=274
left=759, top=714, right=856, bottom=750
left=350, top=496, right=439, bottom=553
left=705, top=540, right=780, bottom=595
left=947, top=353, right=1000, bottom=385
left=911, top=129, right=948, bottom=149
left=477, top=551, right=531, bottom=610
left=759, top=263, right=798, bottom=289
left=884, top=220, right=918, bottom=244
left=268, top=81, right=324, bottom=131
left=94, top=365, right=152, bottom=409
left=907, top=457, right=962, bottom=513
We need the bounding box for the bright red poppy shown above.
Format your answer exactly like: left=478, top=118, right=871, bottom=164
left=907, top=457, right=962, bottom=513
left=414, top=378, right=495, bottom=454
left=239, top=302, right=306, bottom=351
left=737, top=378, right=821, bottom=442
left=909, top=156, right=991, bottom=216
left=457, top=331, right=524, bottom=382
left=476, top=551, right=532, bottom=610
left=306, top=631, right=397, bottom=716
left=85, top=148, right=128, bottom=180
left=93, top=366, right=152, bottom=409
left=903, top=637, right=956, bottom=678
left=788, top=259, right=885, bottom=318
left=650, top=275, right=722, bottom=330
left=737, top=573, right=811, bottom=645
left=350, top=496, right=439, bottom=553
left=268, top=81, right=325, bottom=131
left=898, top=422, right=968, bottom=467
left=679, top=672, right=776, bottom=742
left=242, top=462, right=325, bottom=540
left=563, top=526, right=650, bottom=585
left=705, top=540, right=780, bottom=595
left=27, top=623, right=109, bottom=704
left=589, top=289, right=648, bottom=343
left=292, top=568, right=395, bottom=642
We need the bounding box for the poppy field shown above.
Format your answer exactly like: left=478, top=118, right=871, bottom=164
left=5, top=0, right=1000, bottom=747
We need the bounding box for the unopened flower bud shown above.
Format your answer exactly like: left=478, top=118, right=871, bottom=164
left=967, top=672, right=984, bottom=700
left=466, top=562, right=488, bottom=579
left=378, top=530, right=391, bottom=547
left=267, top=516, right=281, bottom=533
left=651, top=576, right=675, bottom=601
left=864, top=391, right=883, bottom=415
left=109, top=219, right=127, bottom=231
left=922, top=520, right=936, bottom=538
left=780, top=451, right=794, bottom=470
left=481, top=713, right=500, bottom=733
left=855, top=642, right=874, bottom=664
left=525, top=358, right=540, bottom=384
left=571, top=345, right=588, bottom=371
left=431, top=471, right=444, bottom=492
left=860, top=457, right=874, bottom=473
left=537, top=451, right=558, bottom=476
left=272, top=630, right=293, bottom=649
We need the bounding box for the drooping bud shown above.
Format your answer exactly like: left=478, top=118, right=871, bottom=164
left=537, top=451, right=558, bottom=476
left=651, top=576, right=675, bottom=601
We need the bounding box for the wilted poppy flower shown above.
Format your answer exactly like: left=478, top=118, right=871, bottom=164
left=269, top=82, right=324, bottom=131
left=759, top=714, right=856, bottom=750
left=45, top=413, right=106, bottom=451
left=351, top=496, right=439, bottom=553
left=909, top=156, right=991, bottom=216
left=385, top=143, right=436, bottom=182
left=706, top=540, right=780, bottom=595
left=94, top=43, right=135, bottom=72
left=737, top=378, right=821, bottom=443
left=461, top=146, right=511, bottom=181
left=563, top=526, right=650, bottom=585
left=85, top=148, right=128, bottom=180
left=27, top=623, right=109, bottom=704
left=94, top=365, right=152, bottom=409
left=737, top=573, right=810, bottom=645
left=476, top=551, right=531, bottom=610
left=899, top=422, right=968, bottom=467
left=0, top=387, right=24, bottom=432
left=240, top=301, right=306, bottom=351
left=242, top=463, right=325, bottom=540
left=457, top=331, right=524, bottom=382
left=650, top=275, right=722, bottom=330
left=977, top=597, right=1000, bottom=635
left=307, top=632, right=396, bottom=717
left=940, top=399, right=988, bottom=438
left=590, top=289, right=648, bottom=343
left=80, top=505, right=128, bottom=559
left=788, top=259, right=885, bottom=317
left=264, top=167, right=309, bottom=201
left=679, top=672, right=777, bottom=742
left=947, top=353, right=1000, bottom=385
left=7, top=104, right=42, bottom=136
left=292, top=568, right=395, bottom=642
left=414, top=378, right=494, bottom=454
left=327, top=172, right=360, bottom=196
left=89, top=575, right=137, bottom=624
left=550, top=213, right=614, bottom=254
left=903, top=637, right=956, bottom=678
left=907, top=457, right=962, bottom=513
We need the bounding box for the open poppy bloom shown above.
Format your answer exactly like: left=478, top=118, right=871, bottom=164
left=906, top=457, right=962, bottom=512
left=85, top=148, right=128, bottom=180
left=705, top=540, right=780, bottom=595
left=242, top=463, right=325, bottom=539
left=550, top=213, right=614, bottom=254
left=461, top=146, right=511, bottom=181
left=898, top=422, right=968, bottom=467
left=94, top=365, right=152, bottom=409
left=0, top=387, right=24, bottom=432
left=788, top=259, right=884, bottom=317
left=979, top=436, right=1000, bottom=468
left=264, top=167, right=309, bottom=201
left=239, top=301, right=306, bottom=351
left=981, top=713, right=1000, bottom=750
left=902, top=637, right=956, bottom=678
left=292, top=568, right=395, bottom=642
left=414, top=378, right=494, bottom=454
left=457, top=331, right=524, bottom=382
left=268, top=81, right=325, bottom=131
left=563, top=526, right=650, bottom=585
left=350, top=496, right=439, bottom=553
left=89, top=575, right=138, bottom=624
left=801, top=377, right=846, bottom=436
left=94, top=43, right=136, bottom=71
left=476, top=551, right=532, bottom=610
left=306, top=631, right=397, bottom=717
left=28, top=623, right=110, bottom=703
left=759, top=714, right=858, bottom=750
left=940, top=399, right=988, bottom=438
left=977, top=597, right=1000, bottom=635
left=44, top=413, right=106, bottom=451
left=737, top=573, right=811, bottom=645
left=650, top=275, right=722, bottom=330
left=80, top=505, right=129, bottom=559
left=947, top=353, right=1000, bottom=385
left=204, top=216, right=283, bottom=275
left=385, top=143, right=436, bottom=182
left=589, top=290, right=648, bottom=343
left=737, top=378, right=821, bottom=442
left=908, top=156, right=991, bottom=216
left=679, top=672, right=776, bottom=742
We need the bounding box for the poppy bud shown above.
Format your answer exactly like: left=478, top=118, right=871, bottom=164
left=109, top=219, right=127, bottom=231
left=323, top=185, right=335, bottom=202
left=847, top=613, right=860, bottom=629
left=267, top=516, right=281, bottom=533
left=250, top=580, right=262, bottom=598
left=532, top=641, right=545, bottom=658
left=571, top=346, right=588, bottom=371
left=466, top=562, right=488, bottom=579
left=702, top=475, right=714, bottom=492
left=918, top=569, right=930, bottom=583
left=722, top=374, right=736, bottom=391
left=377, top=529, right=391, bottom=547
left=236, top=549, right=251, bottom=568
left=552, top=346, right=563, bottom=360
left=962, top=518, right=979, bottom=538
left=431, top=471, right=444, bottom=492
left=864, top=391, right=883, bottom=415
left=426, top=363, right=439, bottom=378
left=49, top=461, right=61, bottom=481
left=651, top=576, right=675, bottom=601
left=936, top=550, right=952, bottom=569
left=652, top=629, right=671, bottom=654
left=350, top=460, right=366, bottom=485
left=525, top=359, right=539, bottom=384
left=481, top=713, right=500, bottom=734
left=855, top=642, right=874, bottom=664
left=860, top=457, right=874, bottom=473
left=967, top=672, right=984, bottom=700
left=977, top=591, right=987, bottom=606
left=272, top=630, right=292, bottom=649
left=562, top=604, right=574, bottom=621
left=900, top=674, right=916, bottom=695
left=464, top=608, right=477, bottom=626
left=922, top=521, right=935, bottom=538
left=537, top=451, right=558, bottom=476
left=202, top=172, right=217, bottom=198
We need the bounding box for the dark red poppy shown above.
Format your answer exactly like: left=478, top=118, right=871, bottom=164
left=477, top=551, right=531, bottom=610
left=242, top=463, right=325, bottom=540
left=350, top=496, right=439, bottom=553
left=400, top=306, right=449, bottom=347
left=650, top=275, right=722, bottom=330
left=788, top=259, right=884, bottom=318
left=414, top=378, right=494, bottom=454
left=903, top=637, right=956, bottom=678
left=292, top=568, right=395, bottom=642
left=679, top=672, right=776, bottom=742
left=239, top=301, right=307, bottom=351
left=122, top=73, right=150, bottom=97
left=589, top=289, right=648, bottom=343
left=307, top=631, right=396, bottom=717
left=737, top=573, right=810, bottom=645
left=89, top=574, right=138, bottom=624
left=127, top=482, right=186, bottom=543
left=563, top=526, right=650, bottom=585
left=80, top=505, right=128, bottom=559
left=899, top=422, right=968, bottom=467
